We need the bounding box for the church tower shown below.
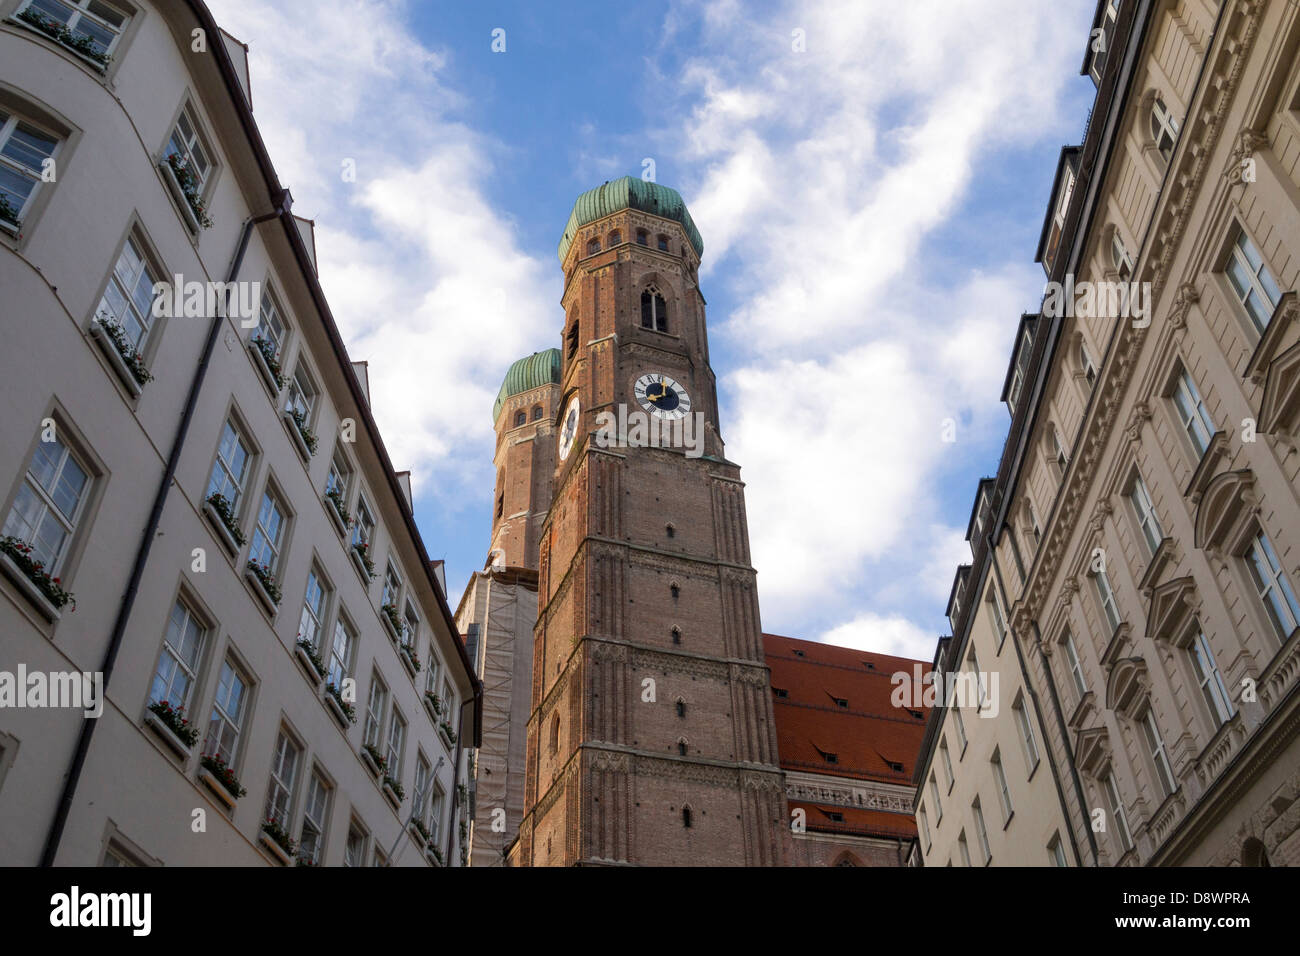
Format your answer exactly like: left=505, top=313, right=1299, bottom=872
left=512, top=178, right=787, bottom=866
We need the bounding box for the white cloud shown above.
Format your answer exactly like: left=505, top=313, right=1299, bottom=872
left=817, top=612, right=938, bottom=662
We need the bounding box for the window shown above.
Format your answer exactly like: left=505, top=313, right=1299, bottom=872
left=957, top=830, right=971, bottom=866
left=681, top=806, right=692, bottom=828
left=95, top=234, right=161, bottom=355
left=831, top=695, right=848, bottom=709
left=1104, top=772, right=1133, bottom=853
left=1245, top=531, right=1300, bottom=640
left=1026, top=500, right=1042, bottom=549
left=1110, top=230, right=1134, bottom=280
left=1171, top=366, right=1215, bottom=458
left=1149, top=97, right=1180, bottom=162
left=325, top=451, right=351, bottom=505
left=676, top=699, right=686, bottom=718
left=772, top=687, right=788, bottom=699
left=1013, top=697, right=1040, bottom=771
left=101, top=840, right=145, bottom=867
left=1189, top=628, right=1234, bottom=729
left=918, top=806, right=931, bottom=850
left=1063, top=630, right=1088, bottom=699
left=17, top=0, right=129, bottom=59
left=248, top=487, right=286, bottom=573
left=1080, top=341, right=1098, bottom=389
left=264, top=730, right=301, bottom=830
left=513, top=410, right=526, bottom=427
left=636, top=230, right=647, bottom=245
left=640, top=286, right=668, bottom=332
left=413, top=754, right=431, bottom=824
left=253, top=290, right=286, bottom=359
left=164, top=103, right=212, bottom=195
left=817, top=747, right=839, bottom=765
left=972, top=800, right=992, bottom=863
left=1225, top=229, right=1281, bottom=333
left=548, top=714, right=560, bottom=754
left=1051, top=427, right=1069, bottom=474
left=352, top=496, right=375, bottom=551
left=363, top=673, right=388, bottom=750
left=566, top=319, right=579, bottom=362
left=952, top=707, right=967, bottom=753
left=296, top=567, right=328, bottom=651
left=343, top=822, right=367, bottom=867
left=608, top=230, right=620, bottom=246
left=991, top=751, right=1013, bottom=823
left=1142, top=708, right=1175, bottom=799
left=327, top=615, right=355, bottom=691
left=1044, top=167, right=1076, bottom=271
left=203, top=657, right=248, bottom=765
left=382, top=563, right=402, bottom=609
left=928, top=775, right=943, bottom=822
left=968, top=649, right=985, bottom=710
left=403, top=601, right=420, bottom=649
left=2, top=431, right=90, bottom=574
left=0, top=108, right=60, bottom=227
left=988, top=587, right=1008, bottom=648
left=677, top=740, right=688, bottom=756
left=206, top=418, right=251, bottom=512
left=424, top=652, right=442, bottom=699
left=430, top=783, right=446, bottom=842
left=657, top=235, right=669, bottom=251
left=1048, top=833, right=1068, bottom=867
left=1094, top=568, right=1121, bottom=633
left=1008, top=330, right=1032, bottom=412
left=372, top=847, right=388, bottom=867
left=298, top=769, right=331, bottom=865
left=531, top=404, right=544, bottom=421
left=285, top=363, right=317, bottom=424
left=940, top=740, right=954, bottom=790
left=1128, top=473, right=1163, bottom=555
left=148, top=599, right=206, bottom=710
left=386, top=709, right=406, bottom=779
left=586, top=237, right=600, bottom=255
left=1087, top=0, right=1121, bottom=82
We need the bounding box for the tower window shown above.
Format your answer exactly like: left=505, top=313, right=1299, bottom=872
left=657, top=235, right=669, bottom=252
left=495, top=494, right=503, bottom=519
left=549, top=713, right=560, bottom=754
left=608, top=230, right=620, bottom=246
left=677, top=740, right=687, bottom=756
left=636, top=230, right=648, bottom=245
left=682, top=807, right=692, bottom=828
left=676, top=700, right=686, bottom=718
left=514, top=410, right=526, bottom=427
left=566, top=320, right=579, bottom=361
left=665, top=524, right=675, bottom=538
left=641, top=286, right=668, bottom=333
left=670, top=583, right=680, bottom=601
left=532, top=404, right=544, bottom=421
left=671, top=626, right=681, bottom=645
left=586, top=237, right=600, bottom=255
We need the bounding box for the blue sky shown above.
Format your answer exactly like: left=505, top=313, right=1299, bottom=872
left=207, top=0, right=1099, bottom=660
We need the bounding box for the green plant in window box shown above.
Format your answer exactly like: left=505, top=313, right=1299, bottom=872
left=147, top=699, right=199, bottom=747
left=261, top=818, right=297, bottom=856
left=204, top=493, right=245, bottom=546
left=200, top=752, right=247, bottom=799
left=16, top=7, right=112, bottom=68
left=287, top=407, right=318, bottom=455
left=94, top=312, right=153, bottom=385
left=163, top=152, right=213, bottom=228
left=245, top=559, right=282, bottom=605
left=295, top=637, right=325, bottom=676
left=325, top=682, right=358, bottom=723
left=250, top=335, right=285, bottom=389
left=362, top=743, right=389, bottom=776
left=324, top=487, right=350, bottom=525
left=0, top=535, right=75, bottom=609
left=0, top=194, right=22, bottom=229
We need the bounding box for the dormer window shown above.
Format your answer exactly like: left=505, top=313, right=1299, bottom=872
left=1007, top=329, right=1032, bottom=413
left=640, top=286, right=668, bottom=333
left=1044, top=166, right=1076, bottom=273
left=1087, top=0, right=1121, bottom=83
left=831, top=696, right=848, bottom=709
left=772, top=687, right=789, bottom=699
left=1150, top=97, right=1180, bottom=162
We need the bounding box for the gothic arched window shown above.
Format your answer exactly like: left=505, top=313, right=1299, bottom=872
left=531, top=404, right=544, bottom=421
left=549, top=713, right=560, bottom=754
left=586, top=237, right=600, bottom=255
left=608, top=230, right=621, bottom=246
left=514, top=409, right=526, bottom=427
left=641, top=286, right=667, bottom=333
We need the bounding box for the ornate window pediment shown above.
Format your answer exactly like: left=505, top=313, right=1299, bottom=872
left=1106, top=657, right=1150, bottom=718
left=1146, top=576, right=1197, bottom=644
left=1193, top=469, right=1257, bottom=553
left=1075, top=725, right=1111, bottom=776
left=1258, top=337, right=1300, bottom=444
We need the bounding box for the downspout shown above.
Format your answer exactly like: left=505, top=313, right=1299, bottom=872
left=444, top=690, right=479, bottom=866
left=1030, top=619, right=1099, bottom=866
left=39, top=196, right=290, bottom=866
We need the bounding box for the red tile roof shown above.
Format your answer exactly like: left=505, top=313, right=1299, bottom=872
left=764, top=633, right=931, bottom=786
left=787, top=800, right=918, bottom=840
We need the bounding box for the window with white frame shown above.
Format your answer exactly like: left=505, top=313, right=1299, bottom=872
left=1045, top=167, right=1076, bottom=271
left=285, top=362, right=317, bottom=423
left=940, top=739, right=954, bottom=791
left=1170, top=365, right=1215, bottom=458
left=343, top=822, right=367, bottom=867
left=1128, top=472, right=1163, bottom=555
left=327, top=615, right=355, bottom=691
left=1188, top=627, right=1233, bottom=729
left=17, top=0, right=129, bottom=59
left=0, top=108, right=60, bottom=227
left=253, top=290, right=286, bottom=358
left=992, top=750, right=1013, bottom=823
left=363, top=673, right=388, bottom=750
left=430, top=783, right=446, bottom=842
left=386, top=710, right=406, bottom=780
left=972, top=801, right=991, bottom=864
left=403, top=600, right=420, bottom=650
left=1110, top=230, right=1134, bottom=280
left=372, top=846, right=388, bottom=867
left=1103, top=772, right=1133, bottom=853
left=1051, top=426, right=1069, bottom=475
left=1094, top=568, right=1121, bottom=634
left=164, top=103, right=212, bottom=195
left=148, top=598, right=205, bottom=710
left=2, top=430, right=90, bottom=574
left=425, top=653, right=441, bottom=697
left=412, top=754, right=431, bottom=824
left=352, top=497, right=375, bottom=550
left=1080, top=340, right=1098, bottom=389
left=382, top=563, right=401, bottom=608
left=957, top=830, right=971, bottom=867
left=441, top=680, right=456, bottom=722
left=325, top=450, right=351, bottom=503
left=248, top=487, right=286, bottom=573
left=1026, top=500, right=1042, bottom=548
left=1048, top=833, right=1068, bottom=867
left=1225, top=229, right=1281, bottom=333
left=298, top=769, right=330, bottom=865
left=206, top=418, right=251, bottom=512
left=1063, top=629, right=1088, bottom=700
left=951, top=706, right=967, bottom=753
left=1244, top=531, right=1300, bottom=641
left=928, top=775, right=943, bottom=823
left=203, top=656, right=248, bottom=766
left=1149, top=97, right=1180, bottom=162
left=1087, top=0, right=1121, bottom=82
left=1141, top=708, right=1175, bottom=799
left=1013, top=695, right=1040, bottom=771
left=299, top=566, right=328, bottom=651
left=95, top=234, right=161, bottom=354
left=264, top=730, right=301, bottom=830
left=988, top=587, right=1008, bottom=648
left=968, top=648, right=985, bottom=710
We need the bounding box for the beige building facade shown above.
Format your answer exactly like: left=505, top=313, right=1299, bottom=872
left=0, top=0, right=477, bottom=866
left=916, top=0, right=1300, bottom=868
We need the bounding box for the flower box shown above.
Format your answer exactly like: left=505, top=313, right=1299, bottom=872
left=350, top=541, right=376, bottom=582
left=399, top=644, right=420, bottom=679
left=12, top=9, right=111, bottom=71
left=294, top=640, right=325, bottom=685
left=248, top=336, right=285, bottom=394
left=324, top=491, right=350, bottom=536
left=89, top=316, right=150, bottom=396
left=144, top=709, right=194, bottom=759
left=203, top=495, right=244, bottom=554
left=360, top=744, right=387, bottom=779
left=408, top=819, right=429, bottom=848
left=425, top=845, right=444, bottom=867
left=198, top=753, right=246, bottom=806
left=380, top=603, right=404, bottom=643
left=382, top=778, right=404, bottom=810
left=259, top=823, right=296, bottom=866
left=0, top=548, right=64, bottom=622
left=283, top=407, right=318, bottom=459
left=159, top=158, right=205, bottom=234
left=423, top=692, right=441, bottom=723
left=244, top=561, right=281, bottom=614
left=438, top=721, right=457, bottom=749
left=324, top=684, right=357, bottom=728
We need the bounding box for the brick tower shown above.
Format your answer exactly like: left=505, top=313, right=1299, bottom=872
left=512, top=178, right=786, bottom=866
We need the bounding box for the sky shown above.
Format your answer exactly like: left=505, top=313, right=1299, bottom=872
left=206, top=0, right=1100, bottom=662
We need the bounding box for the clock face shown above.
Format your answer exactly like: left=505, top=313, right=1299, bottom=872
left=634, top=373, right=691, bottom=420
left=558, top=394, right=580, bottom=461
